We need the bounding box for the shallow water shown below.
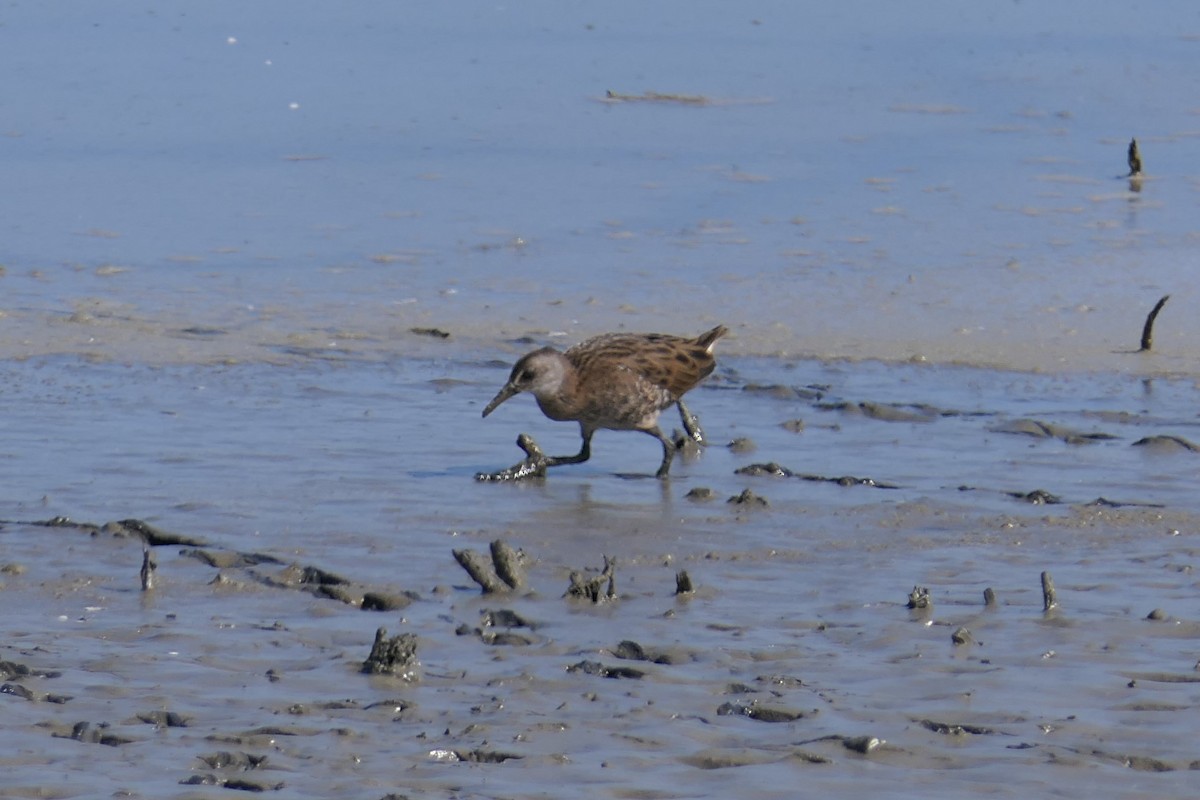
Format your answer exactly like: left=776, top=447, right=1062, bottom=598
left=4, top=1, right=1200, bottom=798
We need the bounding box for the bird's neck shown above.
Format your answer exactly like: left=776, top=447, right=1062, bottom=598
left=532, top=363, right=580, bottom=421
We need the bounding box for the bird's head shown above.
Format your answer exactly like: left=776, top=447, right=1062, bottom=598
left=481, top=348, right=566, bottom=417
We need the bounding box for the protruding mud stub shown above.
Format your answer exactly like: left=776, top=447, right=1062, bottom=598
left=675, top=570, right=694, bottom=595
left=360, top=591, right=414, bottom=612
left=136, top=710, right=189, bottom=728
left=1132, top=434, right=1200, bottom=453
left=51, top=721, right=132, bottom=747
left=112, top=518, right=208, bottom=547
left=180, top=548, right=283, bottom=569
left=453, top=548, right=507, bottom=593
left=361, top=627, right=419, bottom=680
left=565, top=555, right=617, bottom=603
left=1009, top=489, right=1061, bottom=505
left=1, top=662, right=65, bottom=700
left=19, top=515, right=209, bottom=547
left=1126, top=137, right=1144, bottom=192
left=453, top=538, right=526, bottom=594
left=1127, top=137, right=1143, bottom=176
left=921, top=719, right=995, bottom=736
left=727, top=488, right=769, bottom=507
left=983, top=587, right=997, bottom=607
left=427, top=748, right=525, bottom=763
left=907, top=586, right=932, bottom=611
left=602, top=89, right=712, bottom=106
left=139, top=547, right=155, bottom=591
left=457, top=608, right=539, bottom=646
left=409, top=326, right=450, bottom=339
left=990, top=418, right=1117, bottom=444
left=489, top=539, right=526, bottom=591
left=1041, top=571, right=1058, bottom=612
left=798, top=473, right=899, bottom=489
left=197, top=751, right=268, bottom=770
left=612, top=639, right=686, bottom=665
left=727, top=436, right=757, bottom=452
left=458, top=624, right=536, bottom=647
left=566, top=660, right=644, bottom=679
left=716, top=701, right=816, bottom=723
left=841, top=735, right=884, bottom=754
left=820, top=400, right=937, bottom=423
left=480, top=608, right=535, bottom=629
left=735, top=462, right=794, bottom=478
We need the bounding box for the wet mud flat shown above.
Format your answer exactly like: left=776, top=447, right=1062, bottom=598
left=3, top=354, right=1200, bottom=797
left=1, top=503, right=1199, bottom=799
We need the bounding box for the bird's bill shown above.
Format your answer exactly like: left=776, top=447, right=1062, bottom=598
left=482, top=383, right=518, bottom=418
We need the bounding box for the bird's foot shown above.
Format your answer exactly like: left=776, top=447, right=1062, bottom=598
left=475, top=434, right=550, bottom=482
left=475, top=457, right=547, bottom=481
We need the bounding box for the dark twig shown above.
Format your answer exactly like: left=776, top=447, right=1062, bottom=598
left=1138, top=294, right=1170, bottom=352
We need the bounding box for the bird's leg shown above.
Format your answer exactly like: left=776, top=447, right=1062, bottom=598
left=544, top=428, right=593, bottom=468
left=647, top=427, right=676, bottom=479
left=676, top=400, right=706, bottom=444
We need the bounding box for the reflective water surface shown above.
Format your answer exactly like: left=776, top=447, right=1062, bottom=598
left=3, top=1, right=1200, bottom=797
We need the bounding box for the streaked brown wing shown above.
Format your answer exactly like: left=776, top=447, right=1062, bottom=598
left=570, top=333, right=716, bottom=401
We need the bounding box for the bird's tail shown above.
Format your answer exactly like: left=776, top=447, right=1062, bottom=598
left=696, top=325, right=729, bottom=353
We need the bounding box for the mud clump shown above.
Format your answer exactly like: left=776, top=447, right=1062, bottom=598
left=453, top=539, right=527, bottom=594
left=565, top=555, right=617, bottom=603
left=361, top=628, right=419, bottom=680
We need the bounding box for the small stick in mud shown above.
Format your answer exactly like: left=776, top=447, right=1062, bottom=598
left=1127, top=138, right=1142, bottom=177
left=1041, top=571, right=1058, bottom=611
left=1138, top=294, right=1170, bottom=352
left=983, top=587, right=996, bottom=607
left=140, top=547, right=156, bottom=591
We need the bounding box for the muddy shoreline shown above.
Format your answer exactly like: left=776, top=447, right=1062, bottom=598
left=3, top=348, right=1200, bottom=797
left=3, top=497, right=1199, bottom=797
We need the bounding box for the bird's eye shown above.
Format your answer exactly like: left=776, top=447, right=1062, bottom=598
left=517, top=369, right=534, bottom=383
